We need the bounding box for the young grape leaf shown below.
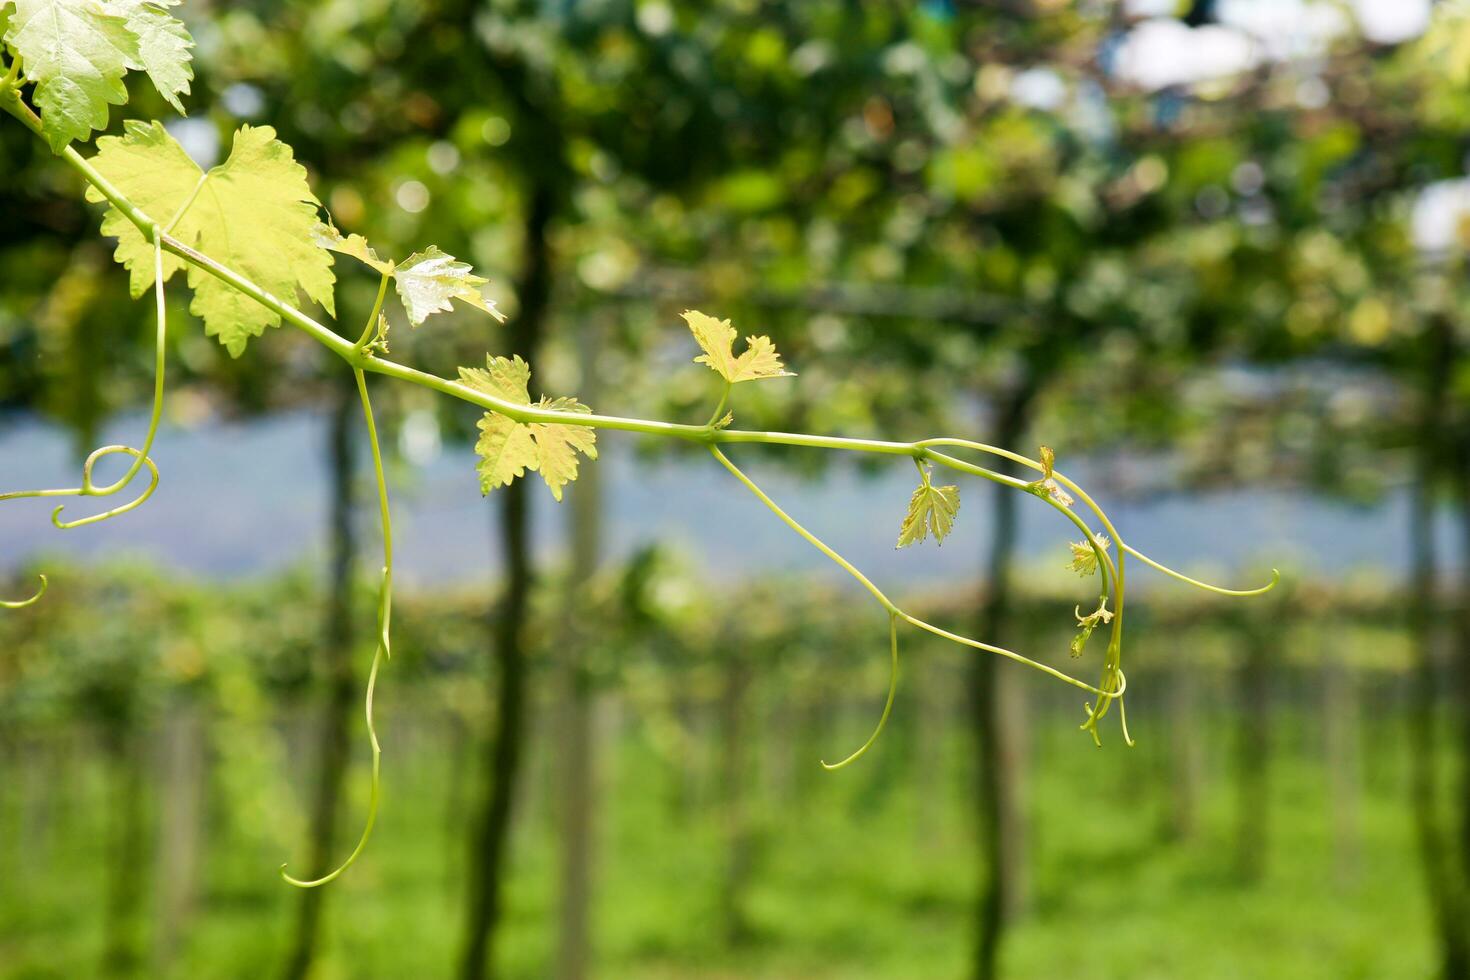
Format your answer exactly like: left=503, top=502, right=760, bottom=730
left=682, top=310, right=794, bottom=384
left=459, top=356, right=596, bottom=501
left=1068, top=534, right=1110, bottom=576
left=395, top=247, right=503, bottom=325
left=1025, top=444, right=1074, bottom=508
left=6, top=0, right=140, bottom=151
left=530, top=396, right=598, bottom=502
left=87, top=121, right=336, bottom=356
left=112, top=0, right=193, bottom=113
left=312, top=226, right=503, bottom=326
left=897, top=466, right=960, bottom=548
left=312, top=221, right=393, bottom=275
left=460, top=355, right=539, bottom=491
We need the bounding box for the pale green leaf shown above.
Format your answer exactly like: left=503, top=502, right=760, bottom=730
left=896, top=468, right=960, bottom=548
left=111, top=0, right=192, bottom=113
left=458, top=354, right=531, bottom=406
left=313, top=220, right=393, bottom=275
left=1068, top=534, right=1109, bottom=576
left=473, top=412, right=539, bottom=492
left=458, top=356, right=596, bottom=500
left=460, top=356, right=537, bottom=492
left=531, top=396, right=598, bottom=502
left=682, top=309, right=794, bottom=384
left=395, top=246, right=503, bottom=325
left=87, top=121, right=336, bottom=356
left=85, top=119, right=195, bottom=295
left=7, top=0, right=140, bottom=150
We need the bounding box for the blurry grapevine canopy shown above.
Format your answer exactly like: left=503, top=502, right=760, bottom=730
left=0, top=0, right=1282, bottom=885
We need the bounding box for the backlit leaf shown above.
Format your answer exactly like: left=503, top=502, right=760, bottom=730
left=531, top=396, right=598, bottom=502
left=87, top=121, right=336, bottom=356
left=682, top=309, right=794, bottom=384
left=6, top=0, right=139, bottom=150
left=313, top=220, right=393, bottom=275
left=459, top=356, right=596, bottom=500
left=395, top=246, right=503, bottom=325
left=897, top=467, right=960, bottom=548
left=113, top=0, right=193, bottom=113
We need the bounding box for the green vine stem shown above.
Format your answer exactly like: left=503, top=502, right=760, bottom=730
left=280, top=366, right=394, bottom=887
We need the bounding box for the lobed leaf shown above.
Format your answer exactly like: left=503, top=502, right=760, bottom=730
left=6, top=0, right=139, bottom=150
left=113, top=0, right=193, bottom=113
left=313, top=221, right=393, bottom=275
left=897, top=467, right=960, bottom=548
left=530, top=396, right=598, bottom=502
left=87, top=121, right=336, bottom=356
left=682, top=309, right=794, bottom=384
left=459, top=356, right=596, bottom=501
left=312, top=226, right=503, bottom=327
left=394, top=246, right=502, bottom=325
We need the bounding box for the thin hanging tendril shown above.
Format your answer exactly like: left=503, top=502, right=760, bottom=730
left=708, top=446, right=1126, bottom=706
left=0, top=232, right=167, bottom=530
left=281, top=366, right=393, bottom=887
left=1120, top=544, right=1280, bottom=597
left=1, top=574, right=46, bottom=608
left=918, top=438, right=1279, bottom=598
left=822, top=612, right=900, bottom=771
left=920, top=436, right=1280, bottom=743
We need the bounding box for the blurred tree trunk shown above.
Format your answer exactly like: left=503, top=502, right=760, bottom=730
left=1321, top=635, right=1360, bottom=883
left=444, top=712, right=471, bottom=891
left=555, top=320, right=604, bottom=980
left=1233, top=619, right=1270, bottom=882
left=913, top=658, right=945, bottom=851
left=970, top=379, right=1037, bottom=980
left=36, top=242, right=107, bottom=456
left=101, top=727, right=147, bottom=976
left=460, top=181, right=554, bottom=980
left=1164, top=646, right=1201, bottom=843
left=1408, top=315, right=1469, bottom=980
left=282, top=374, right=359, bottom=980
left=1454, top=390, right=1470, bottom=915
left=153, top=701, right=204, bottom=974
left=719, top=651, right=754, bottom=946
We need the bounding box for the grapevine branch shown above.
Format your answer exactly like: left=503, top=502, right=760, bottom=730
left=0, top=80, right=1278, bottom=884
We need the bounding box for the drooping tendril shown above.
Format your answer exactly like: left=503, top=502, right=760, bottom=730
left=822, top=611, right=900, bottom=771
left=280, top=365, right=394, bottom=888
left=712, top=435, right=1275, bottom=763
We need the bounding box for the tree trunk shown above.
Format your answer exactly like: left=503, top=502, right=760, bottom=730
left=719, top=653, right=754, bottom=946
left=153, top=702, right=204, bottom=974
left=970, top=382, right=1037, bottom=980
left=101, top=727, right=148, bottom=977
left=554, top=319, right=604, bottom=980
left=1453, top=392, right=1470, bottom=914
left=1322, top=635, right=1360, bottom=884
left=281, top=375, right=359, bottom=980
left=460, top=182, right=555, bottom=980
left=1408, top=315, right=1469, bottom=980
left=1164, top=648, right=1201, bottom=843
left=1234, top=620, right=1270, bottom=882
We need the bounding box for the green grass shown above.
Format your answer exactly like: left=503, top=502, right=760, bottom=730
left=0, top=694, right=1435, bottom=979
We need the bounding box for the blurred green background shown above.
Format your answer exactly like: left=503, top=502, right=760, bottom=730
left=3, top=0, right=1470, bottom=978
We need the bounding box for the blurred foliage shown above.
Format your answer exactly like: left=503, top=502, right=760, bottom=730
left=0, top=559, right=1440, bottom=977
